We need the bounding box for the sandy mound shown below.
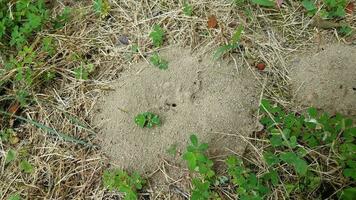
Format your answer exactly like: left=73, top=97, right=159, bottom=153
left=93, top=47, right=261, bottom=172
left=290, top=44, right=356, bottom=117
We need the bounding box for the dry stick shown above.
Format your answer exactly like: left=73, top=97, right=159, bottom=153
left=0, top=110, right=94, bottom=147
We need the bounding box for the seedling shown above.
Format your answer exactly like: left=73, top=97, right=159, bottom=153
left=214, top=25, right=244, bottom=60
left=150, top=53, right=168, bottom=70
left=93, top=0, right=111, bottom=18
left=183, top=2, right=193, bottom=16
left=103, top=169, right=144, bottom=200
left=149, top=25, right=164, bottom=47
left=19, top=160, right=34, bottom=174
left=74, top=63, right=94, bottom=80
left=134, top=112, right=161, bottom=128
left=252, top=0, right=275, bottom=7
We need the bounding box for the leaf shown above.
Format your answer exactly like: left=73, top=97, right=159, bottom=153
left=341, top=187, right=356, bottom=200
left=19, top=160, right=34, bottom=173
left=302, top=0, right=317, bottom=14
left=8, top=193, right=21, bottom=200
left=93, top=0, right=111, bottom=18
left=231, top=25, right=244, bottom=44
left=343, top=168, right=356, bottom=180
left=207, top=15, right=218, bottom=28
left=183, top=151, right=196, bottom=170
left=270, top=135, right=283, bottom=147
left=134, top=114, right=146, bottom=128
left=149, top=25, right=164, bottom=47
left=307, top=107, right=317, bottom=118
left=183, top=2, right=193, bottom=16
left=190, top=134, right=198, bottom=146
left=263, top=152, right=280, bottom=166
left=213, top=44, right=234, bottom=60
left=5, top=149, right=16, bottom=164
left=252, top=0, right=275, bottom=7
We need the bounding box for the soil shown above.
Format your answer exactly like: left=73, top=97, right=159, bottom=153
left=290, top=44, right=356, bottom=117
left=93, top=47, right=262, bottom=173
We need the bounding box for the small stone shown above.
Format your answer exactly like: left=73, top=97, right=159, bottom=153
left=118, top=35, right=130, bottom=45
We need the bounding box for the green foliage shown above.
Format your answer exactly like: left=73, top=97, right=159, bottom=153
left=19, top=160, right=34, bottom=173
left=8, top=193, right=21, bottom=200
left=5, top=149, right=16, bottom=164
left=338, top=25, right=353, bottom=36
left=183, top=135, right=215, bottom=200
left=302, top=0, right=348, bottom=18
left=53, top=7, right=72, bottom=29
left=134, top=112, right=161, bottom=128
left=0, top=0, right=49, bottom=49
left=259, top=99, right=355, bottom=198
left=42, top=37, right=56, bottom=56
left=102, top=169, right=144, bottom=200
left=74, top=63, right=94, bottom=80
left=226, top=156, right=270, bottom=199
left=183, top=2, right=193, bottom=16
left=251, top=0, right=275, bottom=7
left=93, top=0, right=111, bottom=18
left=302, top=0, right=318, bottom=16
left=149, top=25, right=165, bottom=47
left=150, top=53, right=168, bottom=70
left=214, top=25, right=244, bottom=60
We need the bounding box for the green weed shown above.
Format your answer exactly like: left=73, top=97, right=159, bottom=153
left=183, top=135, right=215, bottom=199
left=103, top=169, right=144, bottom=200
left=0, top=0, right=49, bottom=49
left=134, top=112, right=161, bottom=128
left=214, top=25, right=244, bottom=60
left=74, top=63, right=94, bottom=80
left=183, top=2, right=193, bottom=16
left=251, top=0, right=275, bottom=7
left=149, top=25, right=165, bottom=47
left=93, top=0, right=111, bottom=18
left=150, top=53, right=168, bottom=70
left=302, top=0, right=348, bottom=18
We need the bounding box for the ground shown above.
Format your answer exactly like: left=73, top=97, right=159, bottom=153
left=0, top=0, right=355, bottom=199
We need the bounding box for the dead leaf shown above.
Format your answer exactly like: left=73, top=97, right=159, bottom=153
left=207, top=15, right=218, bottom=29
left=346, top=2, right=354, bottom=15
left=8, top=102, right=20, bottom=115
left=256, top=62, right=266, bottom=71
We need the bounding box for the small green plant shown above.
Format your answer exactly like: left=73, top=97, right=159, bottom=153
left=42, top=37, right=56, bottom=56
left=93, top=0, right=111, bottom=18
left=0, top=0, right=50, bottom=49
left=5, top=149, right=16, bottom=164
left=103, top=169, right=145, bottom=200
left=8, top=193, right=21, bottom=200
left=52, top=7, right=72, bottom=29
left=19, top=160, right=34, bottom=174
left=134, top=112, right=161, bottom=128
left=149, top=25, right=165, bottom=47
left=226, top=156, right=270, bottom=199
left=183, top=2, right=193, bottom=16
left=150, top=53, right=168, bottom=70
left=302, top=0, right=348, bottom=18
left=259, top=99, right=355, bottom=199
left=74, top=63, right=94, bottom=80
left=338, top=25, right=353, bottom=36
left=214, top=25, right=244, bottom=60
left=183, top=135, right=215, bottom=199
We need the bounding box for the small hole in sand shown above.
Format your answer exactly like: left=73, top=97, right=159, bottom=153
left=352, top=87, right=356, bottom=91
left=193, top=81, right=196, bottom=84
left=172, top=103, right=177, bottom=107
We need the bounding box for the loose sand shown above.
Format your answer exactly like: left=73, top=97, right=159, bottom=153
left=290, top=44, right=356, bottom=118
left=93, top=47, right=262, bottom=173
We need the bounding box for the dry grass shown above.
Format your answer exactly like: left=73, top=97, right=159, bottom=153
left=0, top=0, right=355, bottom=199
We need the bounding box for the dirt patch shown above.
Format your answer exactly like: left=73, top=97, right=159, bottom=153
left=290, top=44, right=356, bottom=117
left=93, top=47, right=262, bottom=173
